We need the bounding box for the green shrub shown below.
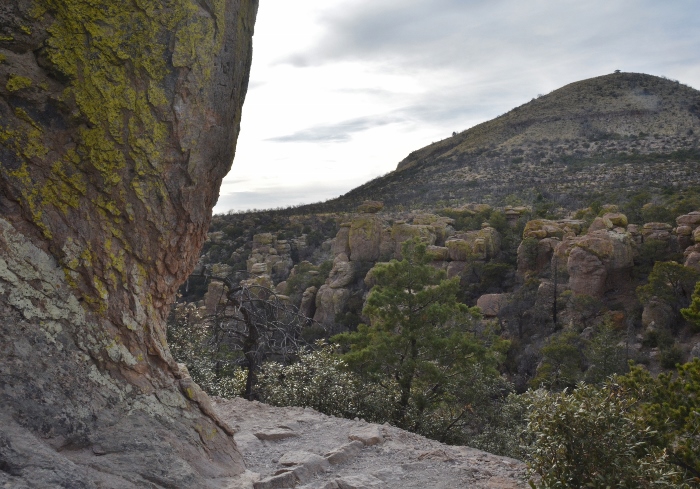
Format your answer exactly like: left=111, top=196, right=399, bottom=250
left=258, top=342, right=391, bottom=422
left=659, top=345, right=684, bottom=369
left=524, top=383, right=683, bottom=488
left=620, top=360, right=700, bottom=484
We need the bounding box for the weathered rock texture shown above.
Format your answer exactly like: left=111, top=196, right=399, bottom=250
left=214, top=397, right=527, bottom=489
left=0, top=1, right=257, bottom=487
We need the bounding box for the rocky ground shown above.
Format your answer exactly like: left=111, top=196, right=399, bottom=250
left=214, top=398, right=528, bottom=489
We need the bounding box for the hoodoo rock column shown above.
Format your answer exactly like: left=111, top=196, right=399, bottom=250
left=0, top=1, right=257, bottom=487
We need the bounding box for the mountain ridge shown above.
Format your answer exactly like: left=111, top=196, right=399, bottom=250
left=305, top=72, right=700, bottom=214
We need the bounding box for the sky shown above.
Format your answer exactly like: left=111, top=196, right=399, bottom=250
left=213, top=0, right=700, bottom=214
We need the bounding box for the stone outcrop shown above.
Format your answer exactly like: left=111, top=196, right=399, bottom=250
left=684, top=244, right=700, bottom=272
left=0, top=2, right=257, bottom=487
left=642, top=299, right=675, bottom=331
left=476, top=293, right=509, bottom=317
left=315, top=212, right=464, bottom=331
left=327, top=253, right=358, bottom=289
left=446, top=226, right=500, bottom=261
left=564, top=228, right=635, bottom=298
left=517, top=219, right=585, bottom=276
left=313, top=285, right=351, bottom=331
left=300, top=286, right=318, bottom=319
left=349, top=216, right=384, bottom=262
left=247, top=233, right=295, bottom=283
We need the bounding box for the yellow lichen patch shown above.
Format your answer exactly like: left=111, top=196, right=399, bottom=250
left=3, top=162, right=52, bottom=239
left=20, top=25, right=32, bottom=35
left=194, top=424, right=220, bottom=442
left=0, top=54, right=6, bottom=64
left=6, top=74, right=32, bottom=92
left=13, top=108, right=42, bottom=131
left=36, top=0, right=226, bottom=197
left=3, top=0, right=234, bottom=314
left=40, top=159, right=88, bottom=213
left=29, top=3, right=47, bottom=19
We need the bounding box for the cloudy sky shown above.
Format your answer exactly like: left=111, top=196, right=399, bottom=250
left=213, top=0, right=700, bottom=214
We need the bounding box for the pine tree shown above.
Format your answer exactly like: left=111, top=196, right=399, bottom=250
left=333, top=239, right=507, bottom=433
left=681, top=280, right=700, bottom=331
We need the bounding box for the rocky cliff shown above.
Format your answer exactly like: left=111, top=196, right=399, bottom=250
left=0, top=1, right=257, bottom=487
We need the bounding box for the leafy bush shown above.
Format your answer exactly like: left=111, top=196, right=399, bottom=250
left=524, top=383, right=683, bottom=488
left=258, top=342, right=392, bottom=422
left=659, top=344, right=684, bottom=369
left=167, top=304, right=246, bottom=398
left=620, top=360, right=700, bottom=481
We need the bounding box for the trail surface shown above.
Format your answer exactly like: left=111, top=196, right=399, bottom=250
left=214, top=397, right=528, bottom=489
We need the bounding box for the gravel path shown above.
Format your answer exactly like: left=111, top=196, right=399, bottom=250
left=214, top=398, right=528, bottom=489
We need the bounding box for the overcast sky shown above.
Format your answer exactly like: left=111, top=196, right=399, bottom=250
left=213, top=0, right=700, bottom=214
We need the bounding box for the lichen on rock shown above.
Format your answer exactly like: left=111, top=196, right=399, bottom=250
left=0, top=0, right=258, bottom=486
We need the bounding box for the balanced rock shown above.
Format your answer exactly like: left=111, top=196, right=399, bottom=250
left=642, top=222, right=673, bottom=241
left=523, top=219, right=566, bottom=239
left=603, top=212, right=628, bottom=228
left=357, top=200, right=384, bottom=214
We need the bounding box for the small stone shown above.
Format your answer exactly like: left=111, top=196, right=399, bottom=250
left=335, top=474, right=384, bottom=489
left=280, top=450, right=330, bottom=473
left=253, top=471, right=297, bottom=489
left=348, top=426, right=384, bottom=446
left=254, top=428, right=298, bottom=441
left=325, top=441, right=364, bottom=465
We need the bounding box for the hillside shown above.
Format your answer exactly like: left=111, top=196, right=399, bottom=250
left=301, top=72, right=700, bottom=213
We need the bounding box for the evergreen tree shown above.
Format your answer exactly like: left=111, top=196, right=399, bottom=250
left=529, top=330, right=584, bottom=390
left=333, top=239, right=507, bottom=433
left=681, top=280, right=700, bottom=331
left=637, top=261, right=700, bottom=327
left=584, top=320, right=628, bottom=384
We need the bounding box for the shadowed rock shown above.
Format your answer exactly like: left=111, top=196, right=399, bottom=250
left=0, top=1, right=257, bottom=487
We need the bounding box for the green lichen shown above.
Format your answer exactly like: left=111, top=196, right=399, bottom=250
left=38, top=0, right=226, bottom=194
left=20, top=25, right=32, bottom=35
left=0, top=54, right=6, bottom=64
left=1, top=0, right=231, bottom=316
left=6, top=74, right=32, bottom=92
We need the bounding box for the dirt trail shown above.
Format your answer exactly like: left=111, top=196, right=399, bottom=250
left=214, top=398, right=528, bottom=489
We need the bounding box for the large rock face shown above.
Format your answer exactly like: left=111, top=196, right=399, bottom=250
left=564, top=229, right=635, bottom=298
left=0, top=1, right=257, bottom=487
